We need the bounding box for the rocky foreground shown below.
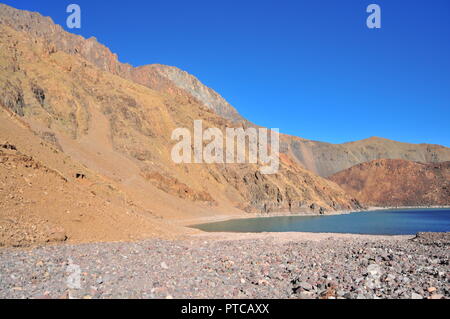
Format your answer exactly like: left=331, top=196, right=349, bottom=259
left=0, top=232, right=448, bottom=299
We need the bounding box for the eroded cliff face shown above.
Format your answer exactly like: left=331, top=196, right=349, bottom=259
left=144, top=64, right=244, bottom=123
left=0, top=4, right=360, bottom=217
left=329, top=159, right=450, bottom=207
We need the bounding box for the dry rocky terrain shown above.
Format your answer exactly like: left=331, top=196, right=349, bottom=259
left=0, top=2, right=367, bottom=249
left=0, top=232, right=448, bottom=299
left=0, top=4, right=449, bottom=300
left=284, top=136, right=450, bottom=177
left=330, top=159, right=450, bottom=207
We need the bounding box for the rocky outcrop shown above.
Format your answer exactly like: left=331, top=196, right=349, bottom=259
left=0, top=80, right=25, bottom=116
left=0, top=4, right=132, bottom=76
left=329, top=159, right=450, bottom=207
left=141, top=169, right=216, bottom=204
left=218, top=166, right=361, bottom=214
left=146, top=65, right=244, bottom=123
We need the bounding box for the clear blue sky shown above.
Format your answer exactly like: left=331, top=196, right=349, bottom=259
left=4, top=0, right=450, bottom=146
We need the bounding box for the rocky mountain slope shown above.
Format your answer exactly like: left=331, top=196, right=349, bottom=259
left=2, top=3, right=448, bottom=180
left=1, top=4, right=449, bottom=247
left=0, top=3, right=366, bottom=248
left=0, top=4, right=243, bottom=123
left=0, top=107, right=186, bottom=247
left=329, top=159, right=450, bottom=207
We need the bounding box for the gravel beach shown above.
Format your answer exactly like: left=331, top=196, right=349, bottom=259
left=0, top=232, right=448, bottom=299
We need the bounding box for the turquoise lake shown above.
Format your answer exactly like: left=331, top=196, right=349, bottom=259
left=192, top=208, right=450, bottom=235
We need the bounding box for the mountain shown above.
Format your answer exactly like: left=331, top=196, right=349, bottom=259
left=283, top=136, right=450, bottom=177
left=0, top=3, right=365, bottom=248
left=1, top=3, right=449, bottom=179
left=0, top=4, right=244, bottom=123
left=1, top=4, right=450, bottom=247
left=329, top=159, right=450, bottom=207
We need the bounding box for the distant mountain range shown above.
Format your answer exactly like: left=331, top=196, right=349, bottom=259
left=0, top=3, right=449, bottom=246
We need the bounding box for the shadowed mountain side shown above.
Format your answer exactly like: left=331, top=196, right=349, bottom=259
left=329, top=159, right=450, bottom=207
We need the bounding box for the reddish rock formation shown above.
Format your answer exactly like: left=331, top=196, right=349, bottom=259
left=329, top=159, right=450, bottom=207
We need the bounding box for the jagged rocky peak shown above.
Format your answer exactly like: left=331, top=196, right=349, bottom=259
left=145, top=64, right=244, bottom=123
left=0, top=3, right=56, bottom=35
left=0, top=3, right=132, bottom=76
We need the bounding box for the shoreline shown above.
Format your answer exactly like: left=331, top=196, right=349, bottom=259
left=188, top=231, right=414, bottom=243
left=184, top=205, right=450, bottom=228
left=1, top=206, right=448, bottom=250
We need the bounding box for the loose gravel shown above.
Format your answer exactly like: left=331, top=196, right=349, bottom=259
left=0, top=232, right=448, bottom=299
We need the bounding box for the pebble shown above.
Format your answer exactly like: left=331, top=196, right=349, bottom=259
left=160, top=262, right=169, bottom=270
left=298, top=281, right=313, bottom=291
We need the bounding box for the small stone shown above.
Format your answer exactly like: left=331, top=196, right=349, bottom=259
left=367, top=264, right=382, bottom=278
left=258, top=279, right=269, bottom=286
left=343, top=292, right=354, bottom=299
left=298, top=281, right=313, bottom=291
left=297, top=291, right=314, bottom=299
left=161, top=262, right=169, bottom=270
left=386, top=274, right=396, bottom=282
left=427, top=287, right=436, bottom=293
left=430, top=294, right=444, bottom=300
left=402, top=276, right=411, bottom=284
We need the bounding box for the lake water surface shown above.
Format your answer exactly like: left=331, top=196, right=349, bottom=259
left=192, top=208, right=450, bottom=235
